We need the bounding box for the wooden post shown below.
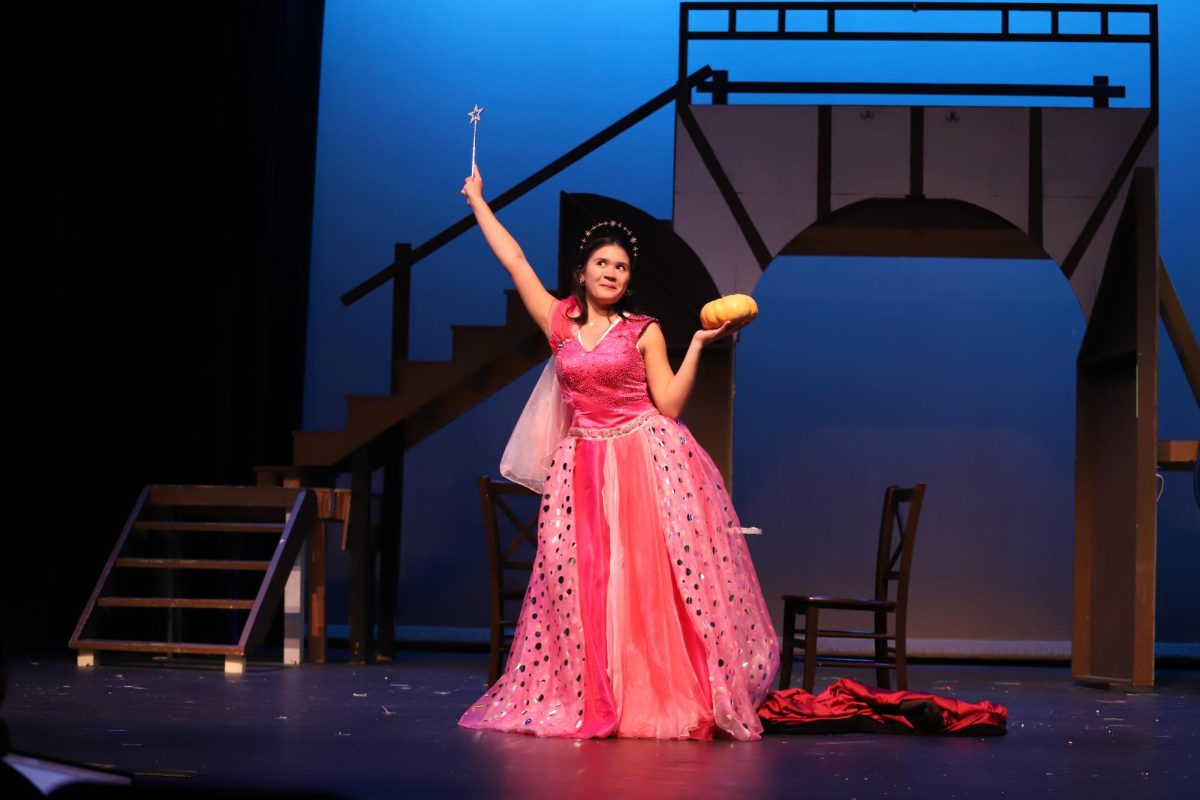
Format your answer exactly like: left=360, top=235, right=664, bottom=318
left=377, top=243, right=411, bottom=660
left=283, top=538, right=304, bottom=666
left=348, top=450, right=373, bottom=664
left=711, top=70, right=729, bottom=105
left=1093, top=75, right=1110, bottom=109
left=1131, top=167, right=1159, bottom=687
left=1072, top=167, right=1159, bottom=687
left=377, top=430, right=404, bottom=661
left=390, top=244, right=412, bottom=394
left=308, top=513, right=327, bottom=664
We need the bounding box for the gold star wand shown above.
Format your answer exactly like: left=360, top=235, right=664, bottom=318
left=468, top=104, right=484, bottom=173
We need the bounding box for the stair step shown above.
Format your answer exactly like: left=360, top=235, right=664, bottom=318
left=70, top=638, right=241, bottom=656
left=115, top=558, right=271, bottom=571
left=402, top=342, right=549, bottom=449
left=395, top=324, right=545, bottom=398
left=132, top=521, right=286, bottom=534
left=392, top=360, right=458, bottom=391
left=292, top=430, right=357, bottom=468
left=254, top=463, right=334, bottom=486
left=451, top=320, right=541, bottom=362
left=147, top=485, right=301, bottom=509
left=499, top=287, right=562, bottom=329
left=451, top=323, right=512, bottom=352
left=293, top=286, right=552, bottom=467
left=345, top=395, right=414, bottom=443
left=97, top=597, right=255, bottom=610
left=390, top=324, right=539, bottom=392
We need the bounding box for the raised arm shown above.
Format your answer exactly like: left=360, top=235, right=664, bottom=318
left=640, top=320, right=747, bottom=419
left=461, top=165, right=556, bottom=336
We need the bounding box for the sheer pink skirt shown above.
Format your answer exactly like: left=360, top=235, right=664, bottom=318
left=460, top=413, right=777, bottom=740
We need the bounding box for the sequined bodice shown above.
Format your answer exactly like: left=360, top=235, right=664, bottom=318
left=551, top=299, right=657, bottom=429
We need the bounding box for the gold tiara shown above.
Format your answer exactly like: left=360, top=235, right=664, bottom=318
left=579, top=219, right=638, bottom=257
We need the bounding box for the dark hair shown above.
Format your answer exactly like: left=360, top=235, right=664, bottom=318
left=567, top=231, right=638, bottom=325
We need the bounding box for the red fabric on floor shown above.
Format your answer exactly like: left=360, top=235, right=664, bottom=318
left=758, top=678, right=1008, bottom=736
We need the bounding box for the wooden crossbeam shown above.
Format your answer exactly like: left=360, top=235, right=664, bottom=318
left=97, top=598, right=255, bottom=610
left=1157, top=440, right=1199, bottom=471
left=114, top=558, right=270, bottom=571
left=1159, top=258, right=1200, bottom=410
left=132, top=521, right=285, bottom=534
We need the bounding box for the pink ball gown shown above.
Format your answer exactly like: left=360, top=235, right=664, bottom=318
left=459, top=297, right=778, bottom=740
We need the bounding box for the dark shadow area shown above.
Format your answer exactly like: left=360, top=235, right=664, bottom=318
left=6, top=2, right=325, bottom=656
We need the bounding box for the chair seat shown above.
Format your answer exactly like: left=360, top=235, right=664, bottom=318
left=783, top=594, right=897, bottom=611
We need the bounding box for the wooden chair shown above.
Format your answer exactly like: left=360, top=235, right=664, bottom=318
left=476, top=476, right=539, bottom=686
left=779, top=484, right=927, bottom=693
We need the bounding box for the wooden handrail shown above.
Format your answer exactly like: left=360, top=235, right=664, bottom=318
left=339, top=66, right=715, bottom=307
left=695, top=78, right=1126, bottom=103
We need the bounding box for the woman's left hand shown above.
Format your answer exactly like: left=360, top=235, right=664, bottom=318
left=692, top=316, right=751, bottom=347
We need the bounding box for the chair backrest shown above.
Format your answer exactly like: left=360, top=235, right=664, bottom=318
left=476, top=476, right=539, bottom=597
left=872, top=484, right=927, bottom=609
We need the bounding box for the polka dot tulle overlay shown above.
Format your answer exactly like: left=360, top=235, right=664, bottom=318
left=460, top=414, right=778, bottom=740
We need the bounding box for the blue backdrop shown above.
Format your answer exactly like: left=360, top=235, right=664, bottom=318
left=306, top=1, right=1199, bottom=655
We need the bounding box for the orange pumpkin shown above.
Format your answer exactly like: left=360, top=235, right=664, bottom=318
left=700, top=294, right=758, bottom=330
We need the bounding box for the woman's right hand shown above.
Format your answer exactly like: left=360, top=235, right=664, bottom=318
left=692, top=317, right=751, bottom=348
left=461, top=164, right=483, bottom=206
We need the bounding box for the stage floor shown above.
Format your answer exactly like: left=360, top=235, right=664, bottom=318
left=3, top=653, right=1197, bottom=799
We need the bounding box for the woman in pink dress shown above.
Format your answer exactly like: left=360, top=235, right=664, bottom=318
left=457, top=166, right=777, bottom=740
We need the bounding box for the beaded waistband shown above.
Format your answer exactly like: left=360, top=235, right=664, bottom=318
left=568, top=410, right=657, bottom=440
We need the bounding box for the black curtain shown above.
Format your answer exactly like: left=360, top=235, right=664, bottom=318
left=5, top=1, right=325, bottom=652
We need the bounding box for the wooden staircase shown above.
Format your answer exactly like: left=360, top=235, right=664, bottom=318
left=293, top=289, right=550, bottom=469
left=70, top=485, right=315, bottom=672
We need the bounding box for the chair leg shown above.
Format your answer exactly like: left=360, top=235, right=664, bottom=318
left=803, top=606, right=820, bottom=694
left=488, top=622, right=502, bottom=687
left=894, top=631, right=908, bottom=691
left=778, top=599, right=796, bottom=690
left=875, top=610, right=891, bottom=690
left=876, top=663, right=891, bottom=691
